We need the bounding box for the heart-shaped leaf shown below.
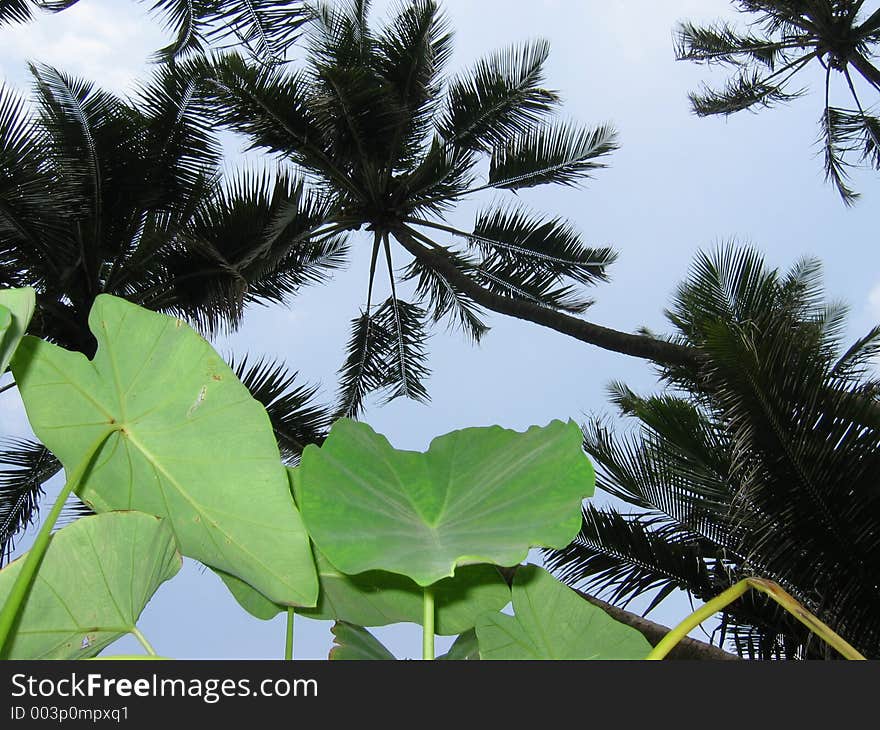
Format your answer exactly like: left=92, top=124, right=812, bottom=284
left=0, top=287, right=34, bottom=373
left=11, top=294, right=318, bottom=607
left=217, top=554, right=510, bottom=635
left=329, top=622, right=396, bottom=660
left=0, top=511, right=180, bottom=659
left=475, top=565, right=652, bottom=660
left=299, top=418, right=594, bottom=586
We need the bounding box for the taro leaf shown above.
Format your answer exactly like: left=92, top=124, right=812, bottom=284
left=329, top=621, right=396, bottom=660
left=299, top=418, right=594, bottom=586
left=0, top=511, right=180, bottom=659
left=10, top=294, right=318, bottom=607
left=0, top=287, right=34, bottom=373
left=299, top=557, right=510, bottom=635
left=438, top=629, right=480, bottom=660
left=217, top=552, right=510, bottom=635
left=215, top=568, right=282, bottom=621
left=475, top=565, right=652, bottom=660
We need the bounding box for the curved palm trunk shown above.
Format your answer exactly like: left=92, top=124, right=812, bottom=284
left=394, top=229, right=697, bottom=367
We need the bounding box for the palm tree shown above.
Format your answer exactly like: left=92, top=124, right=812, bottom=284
left=0, top=0, right=310, bottom=63
left=0, top=61, right=338, bottom=560
left=197, top=0, right=649, bottom=417
left=545, top=245, right=880, bottom=659
left=675, top=0, right=880, bottom=204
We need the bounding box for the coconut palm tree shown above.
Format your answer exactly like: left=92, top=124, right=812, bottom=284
left=0, top=0, right=310, bottom=63
left=0, top=61, right=338, bottom=560
left=197, top=0, right=645, bottom=417
left=545, top=245, right=880, bottom=659
left=675, top=0, right=880, bottom=204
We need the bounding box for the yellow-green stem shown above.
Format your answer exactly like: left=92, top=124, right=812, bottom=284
left=285, top=608, right=295, bottom=660
left=646, top=577, right=866, bottom=660
left=0, top=428, right=113, bottom=655
left=422, top=586, right=435, bottom=660
left=131, top=627, right=157, bottom=656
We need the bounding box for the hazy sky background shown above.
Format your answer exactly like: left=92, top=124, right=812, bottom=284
left=1, top=0, right=878, bottom=659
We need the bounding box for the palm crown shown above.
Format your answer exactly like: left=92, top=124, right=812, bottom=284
left=546, top=245, right=880, bottom=658
left=676, top=0, right=880, bottom=203
left=202, top=0, right=619, bottom=417
left=0, top=62, right=333, bottom=560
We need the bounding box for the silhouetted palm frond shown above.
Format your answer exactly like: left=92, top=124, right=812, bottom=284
left=230, top=354, right=331, bottom=463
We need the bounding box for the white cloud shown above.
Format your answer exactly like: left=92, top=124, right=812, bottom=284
left=0, top=0, right=164, bottom=92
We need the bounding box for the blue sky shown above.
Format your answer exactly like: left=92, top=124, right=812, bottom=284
left=1, top=0, right=878, bottom=659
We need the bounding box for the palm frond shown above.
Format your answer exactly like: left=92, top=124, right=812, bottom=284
left=675, top=20, right=804, bottom=68
left=474, top=256, right=594, bottom=314
left=229, top=354, right=330, bottom=463
left=545, top=503, right=724, bottom=614
left=374, top=0, right=453, bottom=167
left=678, top=2, right=880, bottom=202
left=153, top=168, right=347, bottom=334
left=439, top=39, right=559, bottom=152
left=372, top=294, right=430, bottom=405
left=130, top=59, right=222, bottom=201
left=150, top=0, right=309, bottom=62
left=487, top=121, right=617, bottom=191
left=688, top=69, right=805, bottom=116
left=391, top=138, right=476, bottom=217
left=0, top=0, right=36, bottom=24
left=307, top=0, right=373, bottom=68
left=665, top=245, right=781, bottom=345
left=582, top=406, right=740, bottom=549
left=402, top=252, right=489, bottom=343
left=0, top=0, right=79, bottom=25
left=203, top=53, right=324, bottom=163
left=820, top=105, right=861, bottom=204
left=0, top=438, right=60, bottom=564
left=205, top=0, right=309, bottom=62
left=469, top=205, right=617, bottom=286
left=334, top=309, right=394, bottom=419
left=0, top=81, right=71, bottom=270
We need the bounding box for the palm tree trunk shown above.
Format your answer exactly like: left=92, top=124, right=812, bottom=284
left=394, top=229, right=697, bottom=367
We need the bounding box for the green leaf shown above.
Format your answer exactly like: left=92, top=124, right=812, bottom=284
left=329, top=622, right=397, bottom=660
left=299, top=557, right=510, bottom=635
left=0, top=511, right=180, bottom=659
left=438, top=628, right=480, bottom=660
left=215, top=568, right=283, bottom=621
left=0, top=287, right=34, bottom=373
left=299, top=418, right=595, bottom=586
left=220, top=473, right=511, bottom=634
left=10, top=294, right=318, bottom=608
left=475, top=565, right=652, bottom=660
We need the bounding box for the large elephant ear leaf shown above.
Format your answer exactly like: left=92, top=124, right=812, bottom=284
left=475, top=565, right=652, bottom=660
left=298, top=418, right=594, bottom=586
left=10, top=294, right=318, bottom=608
left=0, top=287, right=35, bottom=373
left=0, top=511, right=179, bottom=659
